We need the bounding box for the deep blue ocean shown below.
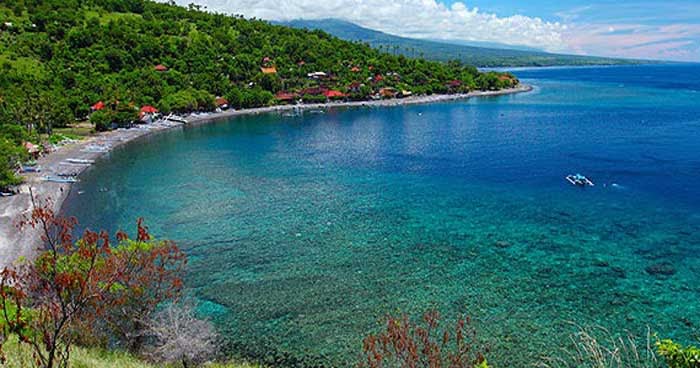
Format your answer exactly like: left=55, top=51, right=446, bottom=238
left=63, top=64, right=700, bottom=366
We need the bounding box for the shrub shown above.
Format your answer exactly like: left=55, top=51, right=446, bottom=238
left=359, top=310, right=489, bottom=368
left=0, top=137, right=25, bottom=190
left=0, top=196, right=187, bottom=368
left=657, top=339, right=700, bottom=368
left=143, top=301, right=218, bottom=368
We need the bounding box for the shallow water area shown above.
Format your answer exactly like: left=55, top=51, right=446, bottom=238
left=63, top=64, right=700, bottom=366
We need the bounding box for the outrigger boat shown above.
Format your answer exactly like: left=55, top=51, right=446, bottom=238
left=65, top=158, right=95, bottom=164
left=566, top=173, right=594, bottom=187
left=163, top=113, right=188, bottom=124
left=42, top=176, right=78, bottom=184
left=20, top=165, right=41, bottom=173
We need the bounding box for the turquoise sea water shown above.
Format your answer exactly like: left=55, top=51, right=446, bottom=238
left=63, top=64, right=700, bottom=366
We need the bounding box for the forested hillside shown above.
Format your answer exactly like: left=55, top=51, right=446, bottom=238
left=0, top=0, right=518, bottom=189
left=283, top=19, right=652, bottom=67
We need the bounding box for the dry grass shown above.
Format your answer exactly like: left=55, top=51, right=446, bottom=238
left=2, top=335, right=261, bottom=368
left=537, top=325, right=658, bottom=368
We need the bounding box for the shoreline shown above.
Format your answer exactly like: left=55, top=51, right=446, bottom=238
left=0, top=84, right=531, bottom=267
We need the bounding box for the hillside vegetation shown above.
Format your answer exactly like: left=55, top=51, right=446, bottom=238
left=0, top=0, right=519, bottom=190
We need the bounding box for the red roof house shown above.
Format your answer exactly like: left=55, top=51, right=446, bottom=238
left=91, top=101, right=105, bottom=111
left=154, top=64, right=168, bottom=72
left=350, top=66, right=361, bottom=73
left=323, top=90, right=346, bottom=99
left=275, top=91, right=298, bottom=100
left=140, top=105, right=158, bottom=114
left=215, top=97, right=229, bottom=108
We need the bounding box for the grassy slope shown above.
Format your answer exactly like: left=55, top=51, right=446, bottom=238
left=2, top=336, right=259, bottom=368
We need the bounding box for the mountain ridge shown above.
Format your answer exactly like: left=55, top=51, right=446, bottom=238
left=280, top=19, right=653, bottom=67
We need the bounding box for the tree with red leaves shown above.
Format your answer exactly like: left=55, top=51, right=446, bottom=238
left=359, top=310, right=490, bottom=368
left=0, top=196, right=186, bottom=368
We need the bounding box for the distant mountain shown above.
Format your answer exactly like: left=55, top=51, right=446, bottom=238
left=281, top=19, right=649, bottom=67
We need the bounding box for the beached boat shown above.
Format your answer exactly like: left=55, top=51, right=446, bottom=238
left=66, top=158, right=95, bottom=164
left=42, top=176, right=78, bottom=183
left=20, top=165, right=41, bottom=173
left=163, top=113, right=188, bottom=124
left=81, top=145, right=110, bottom=153
left=566, top=174, right=594, bottom=187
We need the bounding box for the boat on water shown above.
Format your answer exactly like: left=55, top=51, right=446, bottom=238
left=42, top=176, right=78, bottom=183
left=566, top=173, right=594, bottom=187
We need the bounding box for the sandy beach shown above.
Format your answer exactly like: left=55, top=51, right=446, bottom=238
left=0, top=85, right=531, bottom=267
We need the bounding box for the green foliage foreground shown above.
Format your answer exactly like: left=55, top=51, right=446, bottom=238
left=657, top=340, right=700, bottom=368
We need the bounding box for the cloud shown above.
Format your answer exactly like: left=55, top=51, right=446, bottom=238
left=162, top=0, right=568, bottom=52
left=564, top=22, right=700, bottom=61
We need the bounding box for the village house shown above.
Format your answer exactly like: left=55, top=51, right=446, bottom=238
left=91, top=101, right=105, bottom=112
left=215, top=97, right=229, bottom=110
left=348, top=81, right=363, bottom=92
left=275, top=91, right=299, bottom=104
left=378, top=87, right=397, bottom=99
left=323, top=90, right=346, bottom=100
left=139, top=105, right=159, bottom=123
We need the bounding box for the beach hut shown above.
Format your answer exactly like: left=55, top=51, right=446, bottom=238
left=154, top=64, right=169, bottom=72
left=139, top=105, right=159, bottom=123
left=379, top=87, right=397, bottom=99
left=91, top=101, right=106, bottom=111
left=140, top=105, right=158, bottom=114
left=215, top=97, right=229, bottom=110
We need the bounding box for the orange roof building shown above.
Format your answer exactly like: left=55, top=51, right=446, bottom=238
left=215, top=97, right=229, bottom=108
left=154, top=64, right=168, bottom=72
left=261, top=66, right=277, bottom=74
left=323, top=90, right=346, bottom=99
